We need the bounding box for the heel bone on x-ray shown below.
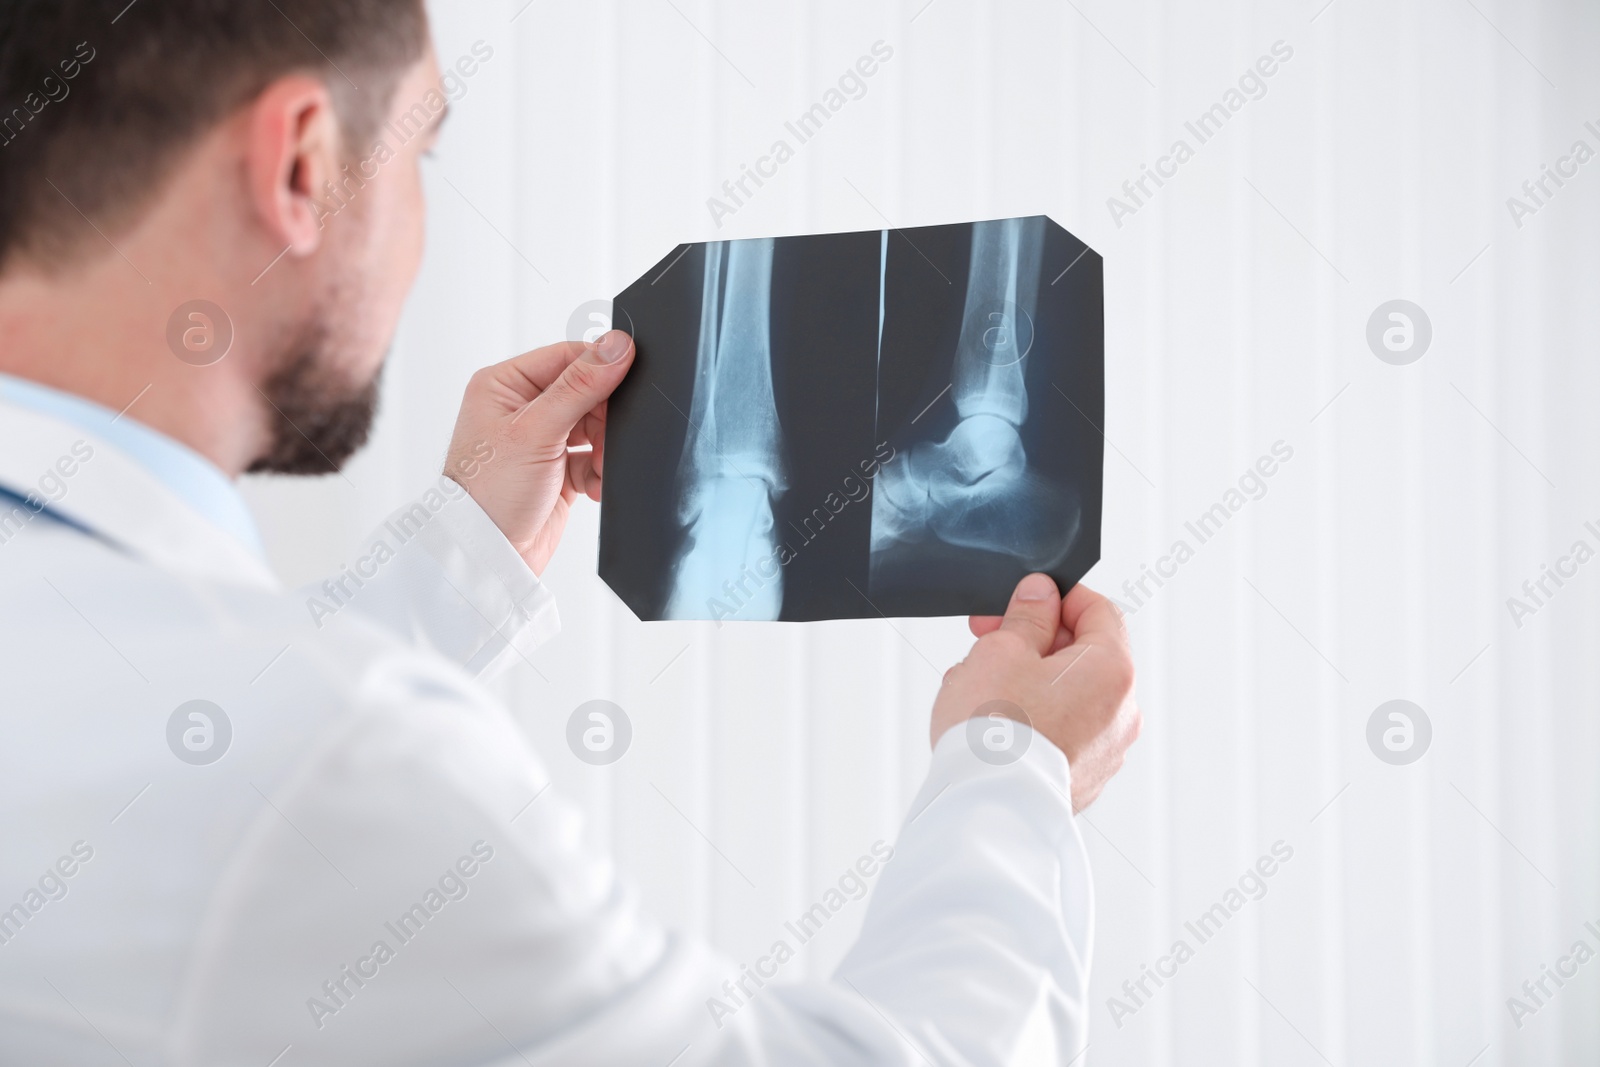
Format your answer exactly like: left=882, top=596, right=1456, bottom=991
left=870, top=217, right=1079, bottom=575
left=600, top=215, right=1103, bottom=622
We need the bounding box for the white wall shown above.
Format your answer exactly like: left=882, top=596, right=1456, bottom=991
left=242, top=1, right=1600, bottom=1063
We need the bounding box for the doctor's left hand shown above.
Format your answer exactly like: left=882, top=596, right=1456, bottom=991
left=444, top=330, right=635, bottom=575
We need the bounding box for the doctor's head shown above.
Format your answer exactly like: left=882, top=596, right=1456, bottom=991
left=0, top=0, right=440, bottom=474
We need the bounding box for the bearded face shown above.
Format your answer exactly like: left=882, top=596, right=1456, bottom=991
left=248, top=177, right=396, bottom=475
left=247, top=337, right=383, bottom=475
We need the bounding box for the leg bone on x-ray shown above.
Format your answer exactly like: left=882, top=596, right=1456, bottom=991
left=663, top=239, right=788, bottom=621
left=871, top=216, right=1081, bottom=572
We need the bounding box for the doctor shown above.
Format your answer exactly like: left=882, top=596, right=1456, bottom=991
left=0, top=2, right=1141, bottom=1064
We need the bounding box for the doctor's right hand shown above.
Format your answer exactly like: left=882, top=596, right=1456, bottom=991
left=932, top=574, right=1142, bottom=812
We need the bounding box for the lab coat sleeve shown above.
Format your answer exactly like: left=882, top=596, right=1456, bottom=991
left=298, top=475, right=559, bottom=679
left=173, top=659, right=1092, bottom=1067
left=709, top=723, right=1093, bottom=1065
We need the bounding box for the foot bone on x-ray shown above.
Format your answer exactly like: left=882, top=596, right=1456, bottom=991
left=872, top=217, right=1080, bottom=570
left=663, top=239, right=788, bottom=620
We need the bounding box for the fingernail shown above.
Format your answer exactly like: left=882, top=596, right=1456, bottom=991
left=593, top=330, right=629, bottom=363
left=1016, top=573, right=1056, bottom=601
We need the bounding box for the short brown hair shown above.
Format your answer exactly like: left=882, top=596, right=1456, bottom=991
left=0, top=0, right=428, bottom=271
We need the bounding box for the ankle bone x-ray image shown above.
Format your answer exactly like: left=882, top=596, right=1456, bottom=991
left=600, top=215, right=1103, bottom=622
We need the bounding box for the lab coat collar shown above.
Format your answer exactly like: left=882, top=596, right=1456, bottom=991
left=0, top=394, right=280, bottom=589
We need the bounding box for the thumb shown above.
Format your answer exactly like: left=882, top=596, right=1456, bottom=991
left=996, top=572, right=1062, bottom=655
left=525, top=330, right=634, bottom=439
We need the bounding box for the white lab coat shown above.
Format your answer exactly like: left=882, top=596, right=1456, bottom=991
left=0, top=395, right=1094, bottom=1066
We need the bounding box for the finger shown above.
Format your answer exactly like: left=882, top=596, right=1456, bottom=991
left=570, top=404, right=605, bottom=443
left=524, top=331, right=634, bottom=443
left=488, top=340, right=591, bottom=405
left=566, top=408, right=608, bottom=458
left=567, top=418, right=598, bottom=450
left=567, top=449, right=600, bottom=500
left=976, top=607, right=1068, bottom=648
left=583, top=406, right=607, bottom=476
left=1060, top=583, right=1128, bottom=649
left=995, top=573, right=1062, bottom=656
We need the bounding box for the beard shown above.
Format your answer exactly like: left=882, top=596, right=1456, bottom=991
left=246, top=229, right=390, bottom=475
left=246, top=314, right=384, bottom=476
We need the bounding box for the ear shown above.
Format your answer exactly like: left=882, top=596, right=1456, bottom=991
left=243, top=76, right=343, bottom=257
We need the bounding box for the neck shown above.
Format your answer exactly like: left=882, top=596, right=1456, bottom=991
left=0, top=272, right=262, bottom=477
left=0, top=170, right=290, bottom=477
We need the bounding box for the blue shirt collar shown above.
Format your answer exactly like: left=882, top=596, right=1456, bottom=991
left=0, top=373, right=267, bottom=559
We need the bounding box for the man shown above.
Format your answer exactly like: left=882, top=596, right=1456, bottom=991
left=0, top=2, right=1141, bottom=1063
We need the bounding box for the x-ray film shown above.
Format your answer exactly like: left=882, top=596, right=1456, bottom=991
left=599, top=215, right=1103, bottom=622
